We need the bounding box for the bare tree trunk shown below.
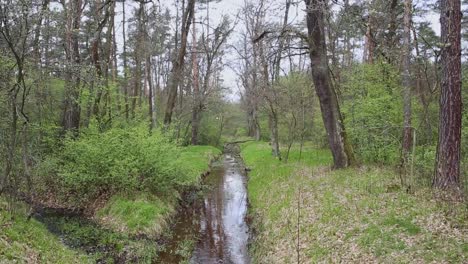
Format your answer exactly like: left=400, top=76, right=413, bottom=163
left=259, top=38, right=281, bottom=160
left=122, top=1, right=129, bottom=120
left=400, top=0, right=413, bottom=181
left=61, top=0, right=83, bottom=135
left=191, top=11, right=200, bottom=145
left=304, top=0, right=355, bottom=168
left=385, top=0, right=399, bottom=63
left=412, top=25, right=432, bottom=143
left=164, top=0, right=195, bottom=126
left=32, top=0, right=50, bottom=65
left=269, top=110, right=281, bottom=159
left=433, top=0, right=462, bottom=190
left=364, top=2, right=375, bottom=64
left=132, top=3, right=144, bottom=119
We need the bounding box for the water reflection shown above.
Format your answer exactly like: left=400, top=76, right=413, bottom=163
left=190, top=154, right=250, bottom=264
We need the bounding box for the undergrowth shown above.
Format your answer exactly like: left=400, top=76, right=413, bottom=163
left=242, top=141, right=467, bottom=263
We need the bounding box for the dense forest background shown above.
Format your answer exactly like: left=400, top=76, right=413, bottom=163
left=0, top=0, right=467, bottom=261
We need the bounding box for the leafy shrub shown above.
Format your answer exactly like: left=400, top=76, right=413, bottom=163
left=36, top=126, right=187, bottom=206
left=341, top=62, right=403, bottom=165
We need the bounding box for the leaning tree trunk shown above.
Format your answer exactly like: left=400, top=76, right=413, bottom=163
left=164, top=0, right=195, bottom=126
left=305, top=0, right=355, bottom=168
left=433, top=0, right=462, bottom=190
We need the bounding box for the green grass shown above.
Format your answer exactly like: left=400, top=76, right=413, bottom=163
left=97, top=194, right=176, bottom=237
left=0, top=199, right=92, bottom=263
left=241, top=141, right=468, bottom=263
left=176, top=145, right=222, bottom=182
left=96, top=145, right=221, bottom=237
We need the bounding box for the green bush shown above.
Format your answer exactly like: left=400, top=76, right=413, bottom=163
left=36, top=126, right=187, bottom=206
left=341, top=62, right=403, bottom=165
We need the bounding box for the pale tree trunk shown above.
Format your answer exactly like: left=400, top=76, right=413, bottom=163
left=305, top=0, right=355, bottom=168
left=147, top=56, right=156, bottom=130
left=400, top=0, right=413, bottom=181
left=433, top=0, right=462, bottom=190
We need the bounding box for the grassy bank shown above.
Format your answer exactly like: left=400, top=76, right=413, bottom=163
left=241, top=142, right=467, bottom=263
left=96, top=145, right=221, bottom=237
left=0, top=199, right=92, bottom=263
left=1, top=145, right=220, bottom=263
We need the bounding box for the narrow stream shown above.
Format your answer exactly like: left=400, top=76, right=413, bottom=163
left=159, top=153, right=251, bottom=263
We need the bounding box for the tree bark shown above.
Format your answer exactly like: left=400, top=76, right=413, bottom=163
left=122, top=1, right=129, bottom=120
left=304, top=0, right=355, bottom=168
left=400, top=0, right=413, bottom=180
left=386, top=0, right=399, bottom=63
left=61, top=0, right=83, bottom=135
left=364, top=2, right=375, bottom=64
left=433, top=0, right=462, bottom=190
left=191, top=11, right=200, bottom=145
left=132, top=3, right=144, bottom=119
left=164, top=0, right=195, bottom=126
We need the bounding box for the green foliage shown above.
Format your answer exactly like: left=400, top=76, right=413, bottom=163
left=341, top=62, right=403, bottom=165
left=275, top=72, right=326, bottom=149
left=36, top=125, right=210, bottom=207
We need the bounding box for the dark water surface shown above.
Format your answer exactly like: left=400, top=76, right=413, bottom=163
left=159, top=154, right=251, bottom=264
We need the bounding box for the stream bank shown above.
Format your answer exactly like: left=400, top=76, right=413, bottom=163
left=29, top=146, right=222, bottom=263
left=158, top=143, right=252, bottom=263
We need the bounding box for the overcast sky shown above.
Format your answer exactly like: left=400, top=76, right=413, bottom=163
left=111, top=0, right=445, bottom=101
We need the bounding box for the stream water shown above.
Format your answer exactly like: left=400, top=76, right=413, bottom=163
left=159, top=153, right=251, bottom=264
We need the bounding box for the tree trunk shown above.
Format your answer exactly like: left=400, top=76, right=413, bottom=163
left=400, top=0, right=413, bottom=180
left=305, top=0, right=355, bottom=169
left=132, top=3, right=144, bottom=119
left=433, top=0, right=462, bottom=190
left=269, top=110, right=281, bottom=160
left=122, top=1, right=129, bottom=120
left=147, top=56, right=156, bottom=131
left=164, top=0, right=195, bottom=126
left=364, top=2, right=375, bottom=64
left=412, top=25, right=432, bottom=144
left=61, top=0, right=83, bottom=135
left=191, top=11, right=200, bottom=145
left=386, top=0, right=399, bottom=63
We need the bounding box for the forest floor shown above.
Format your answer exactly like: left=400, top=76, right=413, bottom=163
left=241, top=142, right=468, bottom=263
left=0, top=145, right=221, bottom=263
